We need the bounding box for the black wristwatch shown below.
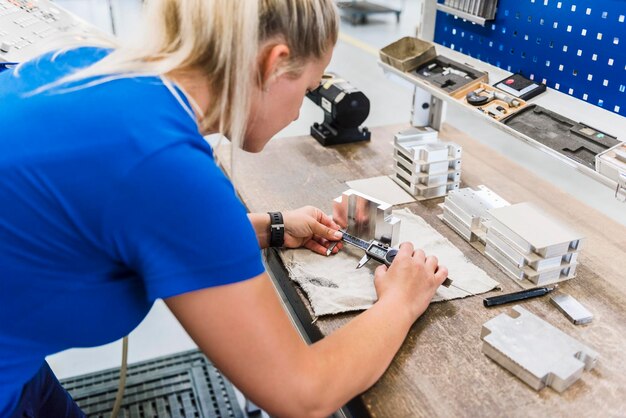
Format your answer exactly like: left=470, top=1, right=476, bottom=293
left=267, top=212, right=285, bottom=247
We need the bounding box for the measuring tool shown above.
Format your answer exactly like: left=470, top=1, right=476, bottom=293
left=328, top=230, right=455, bottom=288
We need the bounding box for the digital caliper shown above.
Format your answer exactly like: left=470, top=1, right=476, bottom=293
left=328, top=230, right=454, bottom=288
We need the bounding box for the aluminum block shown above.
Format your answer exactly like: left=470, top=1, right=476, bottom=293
left=392, top=171, right=460, bottom=199
left=394, top=126, right=439, bottom=145
left=487, top=203, right=584, bottom=258
left=486, top=227, right=579, bottom=272
left=332, top=189, right=401, bottom=246
left=394, top=149, right=462, bottom=174
left=485, top=241, right=577, bottom=284
left=394, top=139, right=462, bottom=165
left=445, top=186, right=509, bottom=230
left=481, top=306, right=598, bottom=393
left=550, top=294, right=593, bottom=325
left=441, top=206, right=473, bottom=241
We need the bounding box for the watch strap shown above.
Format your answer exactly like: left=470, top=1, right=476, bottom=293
left=267, top=212, right=285, bottom=247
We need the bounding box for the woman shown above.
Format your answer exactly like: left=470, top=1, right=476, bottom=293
left=0, top=0, right=448, bottom=416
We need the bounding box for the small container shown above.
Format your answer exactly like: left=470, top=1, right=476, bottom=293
left=380, top=36, right=437, bottom=72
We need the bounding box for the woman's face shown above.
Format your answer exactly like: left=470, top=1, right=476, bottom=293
left=244, top=49, right=333, bottom=152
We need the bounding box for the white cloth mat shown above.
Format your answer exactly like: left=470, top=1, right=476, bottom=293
left=280, top=208, right=500, bottom=316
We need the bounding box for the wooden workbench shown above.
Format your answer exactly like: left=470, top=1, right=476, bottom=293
left=218, top=124, right=626, bottom=417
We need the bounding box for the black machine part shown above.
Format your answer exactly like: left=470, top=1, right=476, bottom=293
left=306, top=75, right=371, bottom=146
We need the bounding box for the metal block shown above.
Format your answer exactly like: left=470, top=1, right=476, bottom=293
left=332, top=189, right=401, bottom=246
left=550, top=294, right=593, bottom=325
left=486, top=227, right=579, bottom=272
left=485, top=240, right=577, bottom=284
left=394, top=151, right=452, bottom=175
left=392, top=171, right=460, bottom=199
left=487, top=203, right=584, bottom=258
left=442, top=186, right=509, bottom=244
left=481, top=306, right=598, bottom=393
left=394, top=126, right=438, bottom=144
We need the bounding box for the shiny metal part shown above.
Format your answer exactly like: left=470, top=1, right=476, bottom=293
left=550, top=294, right=593, bottom=325
left=481, top=306, right=598, bottom=393
left=332, top=189, right=401, bottom=246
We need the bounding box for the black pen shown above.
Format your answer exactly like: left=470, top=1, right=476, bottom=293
left=483, top=285, right=558, bottom=307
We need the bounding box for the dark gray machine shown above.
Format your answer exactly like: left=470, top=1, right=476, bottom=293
left=306, top=75, right=371, bottom=146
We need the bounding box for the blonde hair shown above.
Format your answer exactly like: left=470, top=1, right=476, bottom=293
left=45, top=0, right=338, bottom=152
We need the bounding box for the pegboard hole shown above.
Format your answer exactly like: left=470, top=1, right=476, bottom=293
left=532, top=56, right=538, bottom=63
left=524, top=34, right=529, bottom=41
left=536, top=37, right=542, bottom=44
left=583, top=93, right=588, bottom=100
left=546, top=60, right=551, bottom=67
left=571, top=5, right=576, bottom=12
left=603, top=79, right=609, bottom=87
left=513, top=30, right=518, bottom=37
left=528, top=15, right=533, bottom=23
left=555, top=83, right=560, bottom=90
left=557, top=2, right=562, bottom=9
left=602, top=11, right=608, bottom=19
left=540, top=18, right=545, bottom=25
left=515, top=11, right=521, bottom=19
left=598, top=99, right=604, bottom=106
left=615, top=106, right=621, bottom=113
left=597, top=33, right=603, bottom=40
left=530, top=74, right=535, bottom=80
left=572, top=69, right=578, bottom=76
left=491, top=23, right=496, bottom=30
left=577, top=49, right=583, bottom=56
left=542, top=78, right=547, bottom=84
left=553, top=21, right=558, bottom=29
left=614, top=37, right=620, bottom=45
left=586, top=8, right=592, bottom=15
left=568, top=88, right=574, bottom=95
left=581, top=29, right=587, bottom=36
left=619, top=15, right=625, bottom=23
left=563, top=45, right=568, bottom=52
left=587, top=74, right=593, bottom=81
left=592, top=53, right=598, bottom=61
left=608, top=58, right=614, bottom=66
left=521, top=51, right=526, bottom=58
left=543, top=0, right=548, bottom=5
left=489, top=41, right=494, bottom=47
left=504, top=9, right=510, bottom=16
left=510, top=48, right=515, bottom=54
left=620, top=85, right=625, bottom=93
left=559, top=64, right=564, bottom=71
left=566, top=25, right=572, bottom=32
left=549, top=40, right=554, bottom=48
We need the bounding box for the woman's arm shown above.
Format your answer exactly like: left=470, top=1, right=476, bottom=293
left=166, top=243, right=447, bottom=418
left=248, top=206, right=343, bottom=254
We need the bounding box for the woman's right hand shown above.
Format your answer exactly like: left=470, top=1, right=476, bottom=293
left=373, top=242, right=448, bottom=321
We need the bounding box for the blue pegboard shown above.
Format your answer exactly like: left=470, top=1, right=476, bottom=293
left=434, top=0, right=626, bottom=115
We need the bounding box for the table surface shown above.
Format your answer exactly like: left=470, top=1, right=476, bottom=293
left=217, top=124, right=626, bottom=417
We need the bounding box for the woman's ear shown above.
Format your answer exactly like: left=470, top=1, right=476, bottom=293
left=258, top=43, right=290, bottom=91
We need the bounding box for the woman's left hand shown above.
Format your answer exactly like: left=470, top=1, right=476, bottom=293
left=283, top=206, right=344, bottom=255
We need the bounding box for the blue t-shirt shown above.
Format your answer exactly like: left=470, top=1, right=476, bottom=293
left=0, top=47, right=265, bottom=415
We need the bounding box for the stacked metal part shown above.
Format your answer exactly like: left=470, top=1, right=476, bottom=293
left=440, top=185, right=509, bottom=243
left=441, top=0, right=498, bottom=20
left=392, top=127, right=462, bottom=200
left=484, top=203, right=583, bottom=286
